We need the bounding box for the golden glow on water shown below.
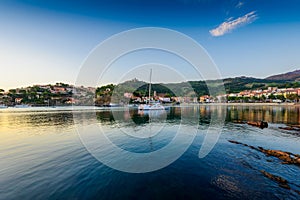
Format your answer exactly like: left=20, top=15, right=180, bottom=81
left=0, top=110, right=77, bottom=154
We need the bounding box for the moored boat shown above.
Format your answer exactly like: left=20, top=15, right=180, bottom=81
left=138, top=69, right=165, bottom=111
left=0, top=104, right=7, bottom=109
left=14, top=104, right=31, bottom=108
left=138, top=103, right=165, bottom=110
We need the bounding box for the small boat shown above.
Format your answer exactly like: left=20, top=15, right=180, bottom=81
left=14, top=104, right=31, bottom=108
left=138, top=102, right=165, bottom=110
left=0, top=104, right=7, bottom=109
left=138, top=69, right=165, bottom=111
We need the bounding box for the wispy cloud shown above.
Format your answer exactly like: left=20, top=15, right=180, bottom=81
left=235, top=1, right=244, bottom=8
left=209, top=11, right=257, bottom=37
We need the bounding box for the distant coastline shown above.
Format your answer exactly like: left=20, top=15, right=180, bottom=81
left=1, top=69, right=300, bottom=107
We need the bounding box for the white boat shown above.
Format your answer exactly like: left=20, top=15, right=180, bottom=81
left=0, top=104, right=7, bottom=109
left=138, top=103, right=165, bottom=110
left=138, top=69, right=165, bottom=111
left=14, top=104, right=31, bottom=108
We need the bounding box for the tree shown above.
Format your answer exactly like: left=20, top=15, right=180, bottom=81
left=286, top=94, right=298, bottom=102
left=227, top=96, right=237, bottom=102
left=268, top=93, right=276, bottom=99
left=164, top=93, right=172, bottom=98
left=242, top=97, right=250, bottom=103
left=276, top=94, right=286, bottom=101
left=8, top=89, right=16, bottom=94
left=0, top=89, right=4, bottom=96
left=96, top=84, right=115, bottom=96
left=251, top=96, right=259, bottom=102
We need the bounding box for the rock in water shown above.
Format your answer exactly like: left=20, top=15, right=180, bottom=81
left=247, top=121, right=268, bottom=129
left=258, top=148, right=300, bottom=166
left=260, top=170, right=290, bottom=189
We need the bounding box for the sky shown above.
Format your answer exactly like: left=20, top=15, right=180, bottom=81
left=0, top=0, right=300, bottom=90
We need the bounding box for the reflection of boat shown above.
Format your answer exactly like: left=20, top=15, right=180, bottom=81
left=138, top=103, right=165, bottom=110
left=138, top=69, right=165, bottom=111
left=0, top=104, right=7, bottom=109
left=14, top=104, right=31, bottom=108
left=138, top=108, right=166, bottom=117
left=128, top=104, right=138, bottom=108
left=109, top=103, right=120, bottom=107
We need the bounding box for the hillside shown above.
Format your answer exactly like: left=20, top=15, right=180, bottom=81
left=110, top=76, right=299, bottom=97
left=265, top=69, right=300, bottom=81
left=3, top=70, right=300, bottom=106
left=111, top=71, right=300, bottom=96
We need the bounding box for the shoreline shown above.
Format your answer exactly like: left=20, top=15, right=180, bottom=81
left=0, top=102, right=299, bottom=111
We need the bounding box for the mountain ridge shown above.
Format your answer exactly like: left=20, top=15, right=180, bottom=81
left=265, top=69, right=300, bottom=81
left=114, top=69, right=300, bottom=96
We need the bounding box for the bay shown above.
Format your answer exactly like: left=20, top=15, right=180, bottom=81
left=0, top=105, right=299, bottom=199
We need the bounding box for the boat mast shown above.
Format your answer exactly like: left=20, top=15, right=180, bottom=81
left=148, top=69, right=152, bottom=104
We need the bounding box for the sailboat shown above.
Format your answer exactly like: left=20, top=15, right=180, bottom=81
left=138, top=69, right=165, bottom=110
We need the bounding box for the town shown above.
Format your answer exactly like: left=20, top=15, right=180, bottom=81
left=0, top=83, right=95, bottom=107
left=212, top=86, right=299, bottom=103
left=117, top=86, right=300, bottom=104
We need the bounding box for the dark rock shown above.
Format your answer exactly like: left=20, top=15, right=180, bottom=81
left=258, top=148, right=300, bottom=166
left=228, top=140, right=300, bottom=166
left=258, top=146, right=264, bottom=151
left=260, top=170, right=290, bottom=190
left=279, top=126, right=300, bottom=131
left=249, top=145, right=257, bottom=150
left=247, top=121, right=268, bottom=129
left=279, top=183, right=291, bottom=190
left=228, top=140, right=243, bottom=145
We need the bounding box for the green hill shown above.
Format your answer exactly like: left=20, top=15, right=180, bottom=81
left=101, top=75, right=300, bottom=97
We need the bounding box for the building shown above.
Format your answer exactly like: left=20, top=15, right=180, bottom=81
left=15, top=98, right=23, bottom=104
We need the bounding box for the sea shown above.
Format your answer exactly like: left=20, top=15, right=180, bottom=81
left=0, top=105, right=299, bottom=199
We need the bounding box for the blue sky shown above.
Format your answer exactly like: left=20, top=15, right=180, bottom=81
left=0, top=0, right=300, bottom=89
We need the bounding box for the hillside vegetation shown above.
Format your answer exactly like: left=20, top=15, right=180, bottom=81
left=96, top=76, right=300, bottom=97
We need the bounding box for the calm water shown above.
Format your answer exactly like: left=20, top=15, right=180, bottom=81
left=0, top=105, right=300, bottom=199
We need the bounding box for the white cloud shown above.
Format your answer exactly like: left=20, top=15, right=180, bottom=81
left=209, top=11, right=257, bottom=37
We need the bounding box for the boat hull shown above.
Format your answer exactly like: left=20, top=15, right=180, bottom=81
left=138, top=104, right=165, bottom=110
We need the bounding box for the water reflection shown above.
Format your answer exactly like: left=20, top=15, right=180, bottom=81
left=2, top=106, right=300, bottom=133
left=1, top=106, right=300, bottom=133
left=0, top=111, right=74, bottom=134
left=94, top=106, right=225, bottom=127
left=226, top=105, right=300, bottom=125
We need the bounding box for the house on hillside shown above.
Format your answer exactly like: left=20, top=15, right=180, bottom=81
left=15, top=98, right=23, bottom=104
left=199, top=95, right=213, bottom=103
